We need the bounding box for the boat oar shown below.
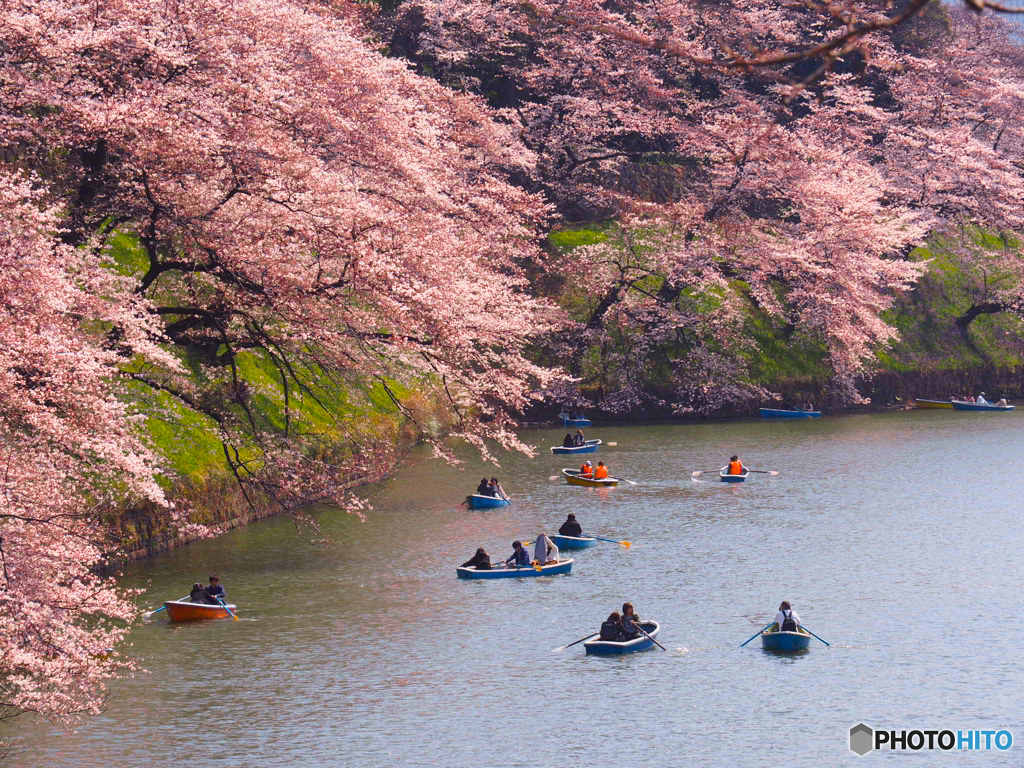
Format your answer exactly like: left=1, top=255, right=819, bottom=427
left=605, top=442, right=618, bottom=446
left=740, top=623, right=774, bottom=647
left=632, top=623, right=666, bottom=651
left=747, top=469, right=780, bottom=476
left=617, top=477, right=637, bottom=486
left=690, top=470, right=722, bottom=477
left=799, top=625, right=830, bottom=646
left=215, top=596, right=240, bottom=621
left=142, top=596, right=189, bottom=618
left=554, top=632, right=599, bottom=652
left=590, top=535, right=631, bottom=548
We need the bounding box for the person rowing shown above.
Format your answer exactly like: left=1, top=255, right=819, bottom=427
left=579, top=460, right=594, bottom=479
left=593, top=461, right=609, bottom=480
left=461, top=547, right=492, bottom=570
left=558, top=513, right=583, bottom=537
left=504, top=540, right=531, bottom=568
left=726, top=455, right=746, bottom=475
left=490, top=477, right=508, bottom=500
left=621, top=601, right=641, bottom=639
left=203, top=575, right=225, bottom=605
left=976, top=392, right=989, bottom=405
left=773, top=600, right=800, bottom=632
left=533, top=533, right=559, bottom=565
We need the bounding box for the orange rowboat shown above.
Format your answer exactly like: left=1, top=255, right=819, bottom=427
left=163, top=600, right=238, bottom=621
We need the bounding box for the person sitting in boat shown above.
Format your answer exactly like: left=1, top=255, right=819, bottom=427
left=533, top=533, right=560, bottom=565
left=203, top=575, right=225, bottom=605
left=726, top=455, right=746, bottom=475
left=573, top=429, right=586, bottom=446
left=461, top=547, right=492, bottom=570
left=489, top=477, right=508, bottom=500
left=476, top=477, right=494, bottom=497
left=997, top=397, right=1009, bottom=407
left=967, top=395, right=976, bottom=403
left=599, top=612, right=624, bottom=641
left=773, top=600, right=800, bottom=632
left=504, top=540, right=531, bottom=568
left=562, top=433, right=574, bottom=448
left=558, top=513, right=583, bottom=537
left=189, top=582, right=206, bottom=603
left=593, top=461, right=609, bottom=480
left=579, top=460, right=594, bottom=479
left=976, top=392, right=988, bottom=405
left=621, top=602, right=641, bottom=640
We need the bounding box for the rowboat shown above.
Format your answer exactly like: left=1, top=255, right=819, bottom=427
left=562, top=469, right=619, bottom=487
left=951, top=400, right=1015, bottom=411
left=584, top=621, right=661, bottom=655
left=719, top=468, right=748, bottom=483
left=914, top=399, right=953, bottom=409
left=549, top=534, right=598, bottom=549
left=562, top=418, right=592, bottom=427
left=456, top=559, right=574, bottom=579
left=759, top=408, right=821, bottom=419
left=163, top=600, right=238, bottom=622
left=467, top=493, right=511, bottom=509
left=550, top=439, right=601, bottom=455
left=760, top=628, right=812, bottom=652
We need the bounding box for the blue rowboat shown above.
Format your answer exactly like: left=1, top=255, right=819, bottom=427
left=759, top=408, right=821, bottom=419
left=456, top=559, right=574, bottom=579
left=550, top=439, right=601, bottom=455
left=467, top=494, right=510, bottom=509
left=549, top=534, right=598, bottom=549
left=719, top=468, right=748, bottom=483
left=562, top=418, right=592, bottom=427
left=584, top=621, right=661, bottom=655
left=951, top=400, right=1015, bottom=412
left=760, top=629, right=812, bottom=652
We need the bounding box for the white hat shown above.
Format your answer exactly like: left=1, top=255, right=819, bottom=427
left=585, top=460, right=593, bottom=466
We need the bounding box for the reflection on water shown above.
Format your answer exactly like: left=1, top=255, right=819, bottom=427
left=7, top=411, right=1024, bottom=766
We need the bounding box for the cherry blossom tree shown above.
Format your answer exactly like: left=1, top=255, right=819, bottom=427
left=0, top=0, right=560, bottom=722
left=400, top=0, right=1024, bottom=409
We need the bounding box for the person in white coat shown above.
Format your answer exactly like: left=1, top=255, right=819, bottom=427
left=774, top=600, right=800, bottom=632
left=533, top=533, right=560, bottom=565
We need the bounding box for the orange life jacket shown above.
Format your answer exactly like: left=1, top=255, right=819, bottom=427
left=729, top=460, right=743, bottom=475
left=594, top=465, right=609, bottom=480
left=580, top=464, right=593, bottom=478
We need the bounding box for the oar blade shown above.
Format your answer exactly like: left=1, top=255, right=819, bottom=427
left=620, top=541, right=631, bottom=548
left=605, top=441, right=618, bottom=446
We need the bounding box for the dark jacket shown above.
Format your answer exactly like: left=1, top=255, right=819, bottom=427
left=204, top=584, right=225, bottom=605
left=476, top=481, right=494, bottom=497
left=558, top=519, right=583, bottom=537
left=189, top=587, right=206, bottom=603
left=562, top=435, right=574, bottom=447
left=506, top=547, right=530, bottom=567
left=461, top=552, right=491, bottom=570
left=599, top=620, right=622, bottom=641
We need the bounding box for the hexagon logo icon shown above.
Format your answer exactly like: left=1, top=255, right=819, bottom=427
left=850, top=723, right=874, bottom=756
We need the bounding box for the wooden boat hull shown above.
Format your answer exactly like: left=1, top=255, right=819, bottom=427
left=163, top=600, right=237, bottom=621
left=584, top=621, right=660, bottom=655
left=549, top=534, right=598, bottom=549
left=951, top=401, right=1015, bottom=411
left=759, top=408, right=821, bottom=419
left=550, top=439, right=601, bottom=455
left=562, top=469, right=618, bottom=488
left=720, top=469, right=749, bottom=483
left=914, top=399, right=953, bottom=409
left=760, top=629, right=812, bottom=652
left=562, top=418, right=592, bottom=427
left=456, top=559, right=574, bottom=579
left=467, top=494, right=510, bottom=509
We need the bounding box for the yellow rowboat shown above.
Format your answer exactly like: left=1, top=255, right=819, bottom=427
left=914, top=399, right=953, bottom=410
left=562, top=468, right=619, bottom=488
